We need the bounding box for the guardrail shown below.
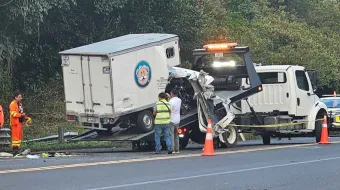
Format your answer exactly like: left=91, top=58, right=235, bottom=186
left=0, top=128, right=11, bottom=147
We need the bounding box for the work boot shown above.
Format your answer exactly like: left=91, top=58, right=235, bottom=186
left=12, top=147, right=19, bottom=156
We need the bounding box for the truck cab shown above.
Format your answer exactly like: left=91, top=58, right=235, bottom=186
left=239, top=65, right=328, bottom=144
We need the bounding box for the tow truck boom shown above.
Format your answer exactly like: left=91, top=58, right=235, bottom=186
left=189, top=43, right=263, bottom=137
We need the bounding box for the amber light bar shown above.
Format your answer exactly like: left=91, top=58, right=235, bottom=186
left=203, top=42, right=238, bottom=51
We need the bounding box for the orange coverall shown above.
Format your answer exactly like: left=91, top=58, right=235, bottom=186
left=9, top=100, right=25, bottom=148
left=0, top=105, right=4, bottom=128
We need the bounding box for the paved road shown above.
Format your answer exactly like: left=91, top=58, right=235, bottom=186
left=1, top=137, right=340, bottom=190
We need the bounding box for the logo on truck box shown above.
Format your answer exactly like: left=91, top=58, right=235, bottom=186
left=134, top=60, right=151, bottom=88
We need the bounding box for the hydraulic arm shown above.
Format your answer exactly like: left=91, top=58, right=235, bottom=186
left=189, top=43, right=263, bottom=137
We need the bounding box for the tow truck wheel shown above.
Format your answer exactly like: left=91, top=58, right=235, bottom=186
left=219, top=125, right=238, bottom=148
left=136, top=110, right=154, bottom=133
left=315, top=116, right=323, bottom=143
left=179, top=136, right=189, bottom=150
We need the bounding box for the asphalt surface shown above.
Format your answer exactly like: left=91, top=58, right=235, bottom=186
left=1, top=137, right=340, bottom=190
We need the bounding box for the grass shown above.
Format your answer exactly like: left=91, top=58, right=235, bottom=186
left=22, top=121, right=86, bottom=140
left=242, top=133, right=261, bottom=140
left=0, top=140, right=130, bottom=153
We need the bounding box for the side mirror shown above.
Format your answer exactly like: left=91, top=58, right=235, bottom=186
left=306, top=69, right=318, bottom=91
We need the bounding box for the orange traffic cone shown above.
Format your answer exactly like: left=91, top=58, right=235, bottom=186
left=318, top=116, right=331, bottom=144
left=202, top=118, right=216, bottom=156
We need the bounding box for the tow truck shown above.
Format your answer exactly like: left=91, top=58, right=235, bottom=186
left=186, top=44, right=328, bottom=145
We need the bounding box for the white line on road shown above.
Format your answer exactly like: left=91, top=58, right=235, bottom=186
left=86, top=156, right=340, bottom=190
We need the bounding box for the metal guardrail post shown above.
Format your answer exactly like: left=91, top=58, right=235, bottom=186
left=58, top=126, right=65, bottom=143
left=0, top=128, right=11, bottom=147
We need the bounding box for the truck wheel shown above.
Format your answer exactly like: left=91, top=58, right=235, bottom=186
left=213, top=138, right=220, bottom=149
left=219, top=125, right=238, bottom=148
left=315, top=117, right=323, bottom=143
left=179, top=137, right=189, bottom=150
left=262, top=134, right=271, bottom=145
left=136, top=110, right=154, bottom=133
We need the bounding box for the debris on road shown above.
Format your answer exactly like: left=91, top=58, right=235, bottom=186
left=0, top=152, right=13, bottom=157
left=20, top=149, right=31, bottom=156
left=26, top=155, right=40, bottom=159
left=41, top=153, right=49, bottom=158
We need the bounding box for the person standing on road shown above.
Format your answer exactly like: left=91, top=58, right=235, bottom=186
left=169, top=89, right=182, bottom=153
left=153, top=92, right=173, bottom=154
left=0, top=104, right=4, bottom=128
left=9, top=91, right=29, bottom=155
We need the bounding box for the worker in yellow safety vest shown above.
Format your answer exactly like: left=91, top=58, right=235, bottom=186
left=153, top=92, right=173, bottom=154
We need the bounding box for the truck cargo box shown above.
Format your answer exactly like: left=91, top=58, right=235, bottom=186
left=59, top=33, right=180, bottom=130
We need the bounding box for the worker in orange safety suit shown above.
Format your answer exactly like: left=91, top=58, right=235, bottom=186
left=9, top=92, right=30, bottom=154
left=0, top=104, right=4, bottom=128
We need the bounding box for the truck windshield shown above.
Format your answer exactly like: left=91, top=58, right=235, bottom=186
left=321, top=98, right=340, bottom=108
left=194, top=53, right=246, bottom=91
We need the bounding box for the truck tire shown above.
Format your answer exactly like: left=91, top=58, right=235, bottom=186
left=262, top=134, right=271, bottom=145
left=136, top=110, right=154, bottom=133
left=219, top=125, right=238, bottom=148
left=179, top=136, right=189, bottom=150
left=315, top=117, right=323, bottom=143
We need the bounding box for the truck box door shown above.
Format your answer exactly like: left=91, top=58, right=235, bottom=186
left=83, top=55, right=114, bottom=115
left=62, top=55, right=85, bottom=114
left=62, top=55, right=114, bottom=116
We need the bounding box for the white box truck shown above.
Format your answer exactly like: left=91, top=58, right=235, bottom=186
left=60, top=33, right=181, bottom=135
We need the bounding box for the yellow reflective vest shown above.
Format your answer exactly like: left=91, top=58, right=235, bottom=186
left=154, top=99, right=171, bottom=124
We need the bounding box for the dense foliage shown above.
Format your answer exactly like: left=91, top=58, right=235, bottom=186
left=0, top=0, right=340, bottom=136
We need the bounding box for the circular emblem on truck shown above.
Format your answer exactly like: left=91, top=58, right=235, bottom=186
left=134, top=61, right=151, bottom=88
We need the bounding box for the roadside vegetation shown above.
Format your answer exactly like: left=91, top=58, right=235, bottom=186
left=1, top=0, right=339, bottom=143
